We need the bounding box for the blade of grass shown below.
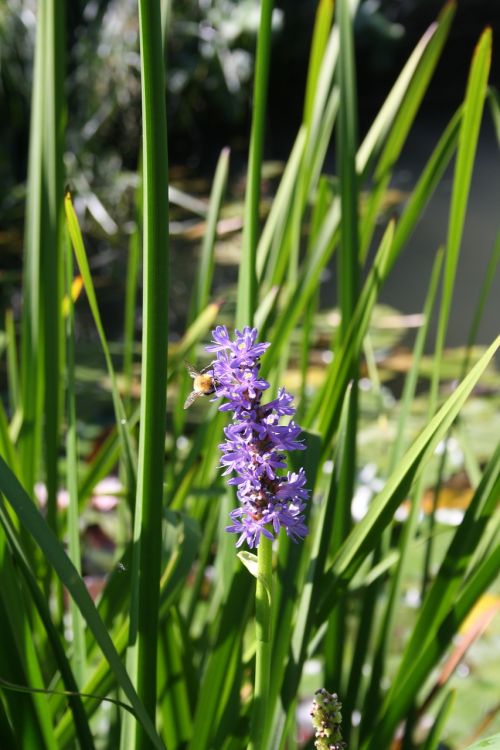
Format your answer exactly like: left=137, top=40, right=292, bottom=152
left=256, top=127, right=307, bottom=282
left=463, top=227, right=500, bottom=371
left=337, top=0, right=359, bottom=339
left=364, top=534, right=500, bottom=749
left=432, top=28, right=492, bottom=401
left=487, top=86, right=500, bottom=145
left=64, top=192, right=137, bottom=501
left=390, top=440, right=500, bottom=688
left=0, top=532, right=58, bottom=749
left=264, top=402, right=351, bottom=749
left=157, top=611, right=192, bottom=748
left=236, top=0, right=273, bottom=327
left=312, top=221, right=395, bottom=445
left=123, top=219, right=141, bottom=413
left=187, top=568, right=253, bottom=750
left=19, top=0, right=45, bottom=495
left=125, top=0, right=170, bottom=746
left=5, top=310, right=20, bottom=414
left=423, top=27, right=492, bottom=591
left=0, top=397, right=21, bottom=478
left=54, top=511, right=200, bottom=746
left=325, top=0, right=361, bottom=701
left=41, top=0, right=65, bottom=536
left=191, top=147, right=230, bottom=318
left=0, top=456, right=165, bottom=749
left=421, top=690, right=456, bottom=750
left=360, top=248, right=445, bottom=737
left=64, top=233, right=87, bottom=686
left=359, top=2, right=456, bottom=261
left=0, top=502, right=95, bottom=749
left=316, top=335, right=500, bottom=610
left=303, top=0, right=334, bottom=128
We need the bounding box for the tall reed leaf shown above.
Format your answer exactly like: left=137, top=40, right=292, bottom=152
left=0, top=456, right=165, bottom=750
left=125, top=0, right=170, bottom=747
left=236, top=0, right=273, bottom=327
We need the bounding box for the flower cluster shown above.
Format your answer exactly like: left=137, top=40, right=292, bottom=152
left=207, top=325, right=309, bottom=548
left=310, top=689, right=346, bottom=750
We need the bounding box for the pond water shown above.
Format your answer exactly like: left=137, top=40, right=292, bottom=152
left=377, top=113, right=500, bottom=349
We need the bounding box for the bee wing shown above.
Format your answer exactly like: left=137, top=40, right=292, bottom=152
left=184, top=389, right=201, bottom=409
left=200, top=362, right=215, bottom=375
left=184, top=361, right=199, bottom=379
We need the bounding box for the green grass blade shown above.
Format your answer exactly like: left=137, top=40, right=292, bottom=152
left=359, top=2, right=455, bottom=261
left=312, top=221, right=395, bottom=444
left=256, top=127, right=307, bottom=281
left=463, top=227, right=500, bottom=370
left=303, top=0, right=334, bottom=128
left=432, top=28, right=492, bottom=400
left=487, top=85, right=500, bottom=144
left=321, top=335, right=500, bottom=587
left=389, top=108, right=461, bottom=271
left=123, top=223, right=141, bottom=412
left=126, top=0, right=170, bottom=745
left=187, top=568, right=253, bottom=750
left=259, top=197, right=341, bottom=367
left=157, top=612, right=192, bottom=748
left=421, top=690, right=456, bottom=750
left=356, top=17, right=439, bottom=175
left=236, top=0, right=273, bottom=327
left=390, top=248, right=445, bottom=471
left=55, top=512, right=199, bottom=746
left=360, top=249, right=444, bottom=737
left=5, top=310, right=20, bottom=415
left=0, top=398, right=21, bottom=479
left=365, top=537, right=500, bottom=749
left=0, top=502, right=95, bottom=749
left=0, top=456, right=165, bottom=750
left=337, top=0, right=359, bottom=337
left=424, top=28, right=492, bottom=588
left=41, top=0, right=65, bottom=535
left=0, top=533, right=58, bottom=749
left=64, top=234, right=87, bottom=686
left=19, top=0, right=45, bottom=494
left=191, top=147, right=230, bottom=317
left=390, top=440, right=500, bottom=687
left=64, top=192, right=137, bottom=497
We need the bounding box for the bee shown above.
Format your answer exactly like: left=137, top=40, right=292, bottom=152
left=184, top=362, right=217, bottom=409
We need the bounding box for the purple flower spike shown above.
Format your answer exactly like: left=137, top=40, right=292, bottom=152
left=207, top=325, right=309, bottom=549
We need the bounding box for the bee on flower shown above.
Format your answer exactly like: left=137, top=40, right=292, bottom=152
left=194, top=325, right=309, bottom=549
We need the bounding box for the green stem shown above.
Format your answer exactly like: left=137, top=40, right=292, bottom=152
left=127, top=0, right=170, bottom=746
left=236, top=0, right=274, bottom=328
left=248, top=534, right=273, bottom=750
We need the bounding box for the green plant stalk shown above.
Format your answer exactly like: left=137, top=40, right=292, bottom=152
left=41, top=0, right=65, bottom=536
left=65, top=236, right=87, bottom=687
left=360, top=249, right=444, bottom=740
left=0, top=458, right=164, bottom=750
left=127, top=0, right=170, bottom=745
left=248, top=535, right=273, bottom=750
left=337, top=0, right=359, bottom=338
left=236, top=0, right=274, bottom=328
left=424, top=28, right=492, bottom=592
left=303, top=0, right=334, bottom=127
left=123, top=190, right=142, bottom=414
left=19, top=0, right=45, bottom=496
left=5, top=310, right=19, bottom=415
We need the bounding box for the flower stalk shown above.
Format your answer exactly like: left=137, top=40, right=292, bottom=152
left=203, top=324, right=309, bottom=749
left=249, top=533, right=273, bottom=750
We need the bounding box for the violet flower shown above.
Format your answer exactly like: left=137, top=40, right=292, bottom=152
left=207, top=325, right=309, bottom=548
